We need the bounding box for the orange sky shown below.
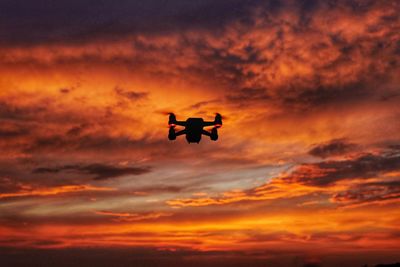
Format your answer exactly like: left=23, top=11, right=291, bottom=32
left=0, top=1, right=400, bottom=266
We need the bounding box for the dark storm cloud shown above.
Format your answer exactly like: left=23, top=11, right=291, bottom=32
left=226, top=87, right=270, bottom=104
left=164, top=0, right=400, bottom=111
left=388, top=144, right=400, bottom=151
left=0, top=126, right=29, bottom=138
left=1, top=0, right=398, bottom=114
left=24, top=133, right=165, bottom=155
left=0, top=95, right=164, bottom=156
left=0, top=99, right=99, bottom=125
left=280, top=81, right=373, bottom=112
left=308, top=139, right=357, bottom=158
left=0, top=101, right=48, bottom=121
left=283, top=151, right=400, bottom=186
left=332, top=180, right=400, bottom=206
left=0, top=0, right=265, bottom=46
left=33, top=163, right=151, bottom=180
left=115, top=87, right=148, bottom=101
left=66, top=124, right=90, bottom=137
left=0, top=177, right=22, bottom=195
left=78, top=164, right=151, bottom=180
left=225, top=77, right=378, bottom=111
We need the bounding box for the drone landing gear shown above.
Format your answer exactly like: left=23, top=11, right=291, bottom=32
left=202, top=128, right=218, bottom=141
left=168, top=127, right=176, bottom=140
left=169, top=127, right=186, bottom=141
left=211, top=127, right=218, bottom=141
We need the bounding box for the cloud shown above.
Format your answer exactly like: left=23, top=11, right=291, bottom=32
left=186, top=99, right=219, bottom=110
left=166, top=180, right=318, bottom=208
left=0, top=184, right=115, bottom=199
left=2, top=0, right=398, bottom=93
left=331, top=180, right=400, bottom=207
left=308, top=139, right=357, bottom=158
left=129, top=185, right=184, bottom=195
left=0, top=0, right=262, bottom=47
left=94, top=211, right=172, bottom=222
left=0, top=94, right=165, bottom=158
left=33, top=163, right=151, bottom=180
left=0, top=124, right=30, bottom=139
left=24, top=133, right=165, bottom=156
left=168, top=148, right=400, bottom=207
left=226, top=87, right=270, bottom=105
left=59, top=88, right=71, bottom=94
left=0, top=100, right=48, bottom=122
left=280, top=81, right=375, bottom=112
left=115, top=87, right=148, bottom=101
left=282, top=152, right=400, bottom=186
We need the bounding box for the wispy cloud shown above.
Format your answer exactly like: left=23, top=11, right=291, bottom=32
left=94, top=210, right=173, bottom=222
left=0, top=185, right=115, bottom=199
left=33, top=164, right=151, bottom=180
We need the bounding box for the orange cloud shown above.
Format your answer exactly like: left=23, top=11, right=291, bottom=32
left=167, top=180, right=322, bottom=208
left=168, top=149, right=400, bottom=208
left=0, top=185, right=115, bottom=199
left=94, top=210, right=172, bottom=221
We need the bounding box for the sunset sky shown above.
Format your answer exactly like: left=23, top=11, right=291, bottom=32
left=0, top=1, right=400, bottom=266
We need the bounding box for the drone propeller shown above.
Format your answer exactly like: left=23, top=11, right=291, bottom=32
left=214, top=113, right=223, bottom=128
left=216, top=113, right=230, bottom=120
left=168, top=112, right=177, bottom=128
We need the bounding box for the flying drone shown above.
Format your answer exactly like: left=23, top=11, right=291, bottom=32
left=168, top=113, right=222, bottom=143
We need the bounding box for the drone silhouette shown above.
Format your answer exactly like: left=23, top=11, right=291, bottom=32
left=168, top=113, right=222, bottom=143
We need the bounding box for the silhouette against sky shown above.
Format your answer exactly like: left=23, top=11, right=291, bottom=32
left=168, top=113, right=222, bottom=143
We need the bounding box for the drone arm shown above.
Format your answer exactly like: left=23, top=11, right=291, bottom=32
left=174, top=121, right=186, bottom=127
left=202, top=121, right=216, bottom=127
left=175, top=129, right=186, bottom=136
left=203, top=113, right=222, bottom=128
left=201, top=130, right=211, bottom=136
left=169, top=113, right=186, bottom=127
left=203, top=128, right=218, bottom=141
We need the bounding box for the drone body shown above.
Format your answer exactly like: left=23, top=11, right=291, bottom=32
left=168, top=113, right=222, bottom=143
